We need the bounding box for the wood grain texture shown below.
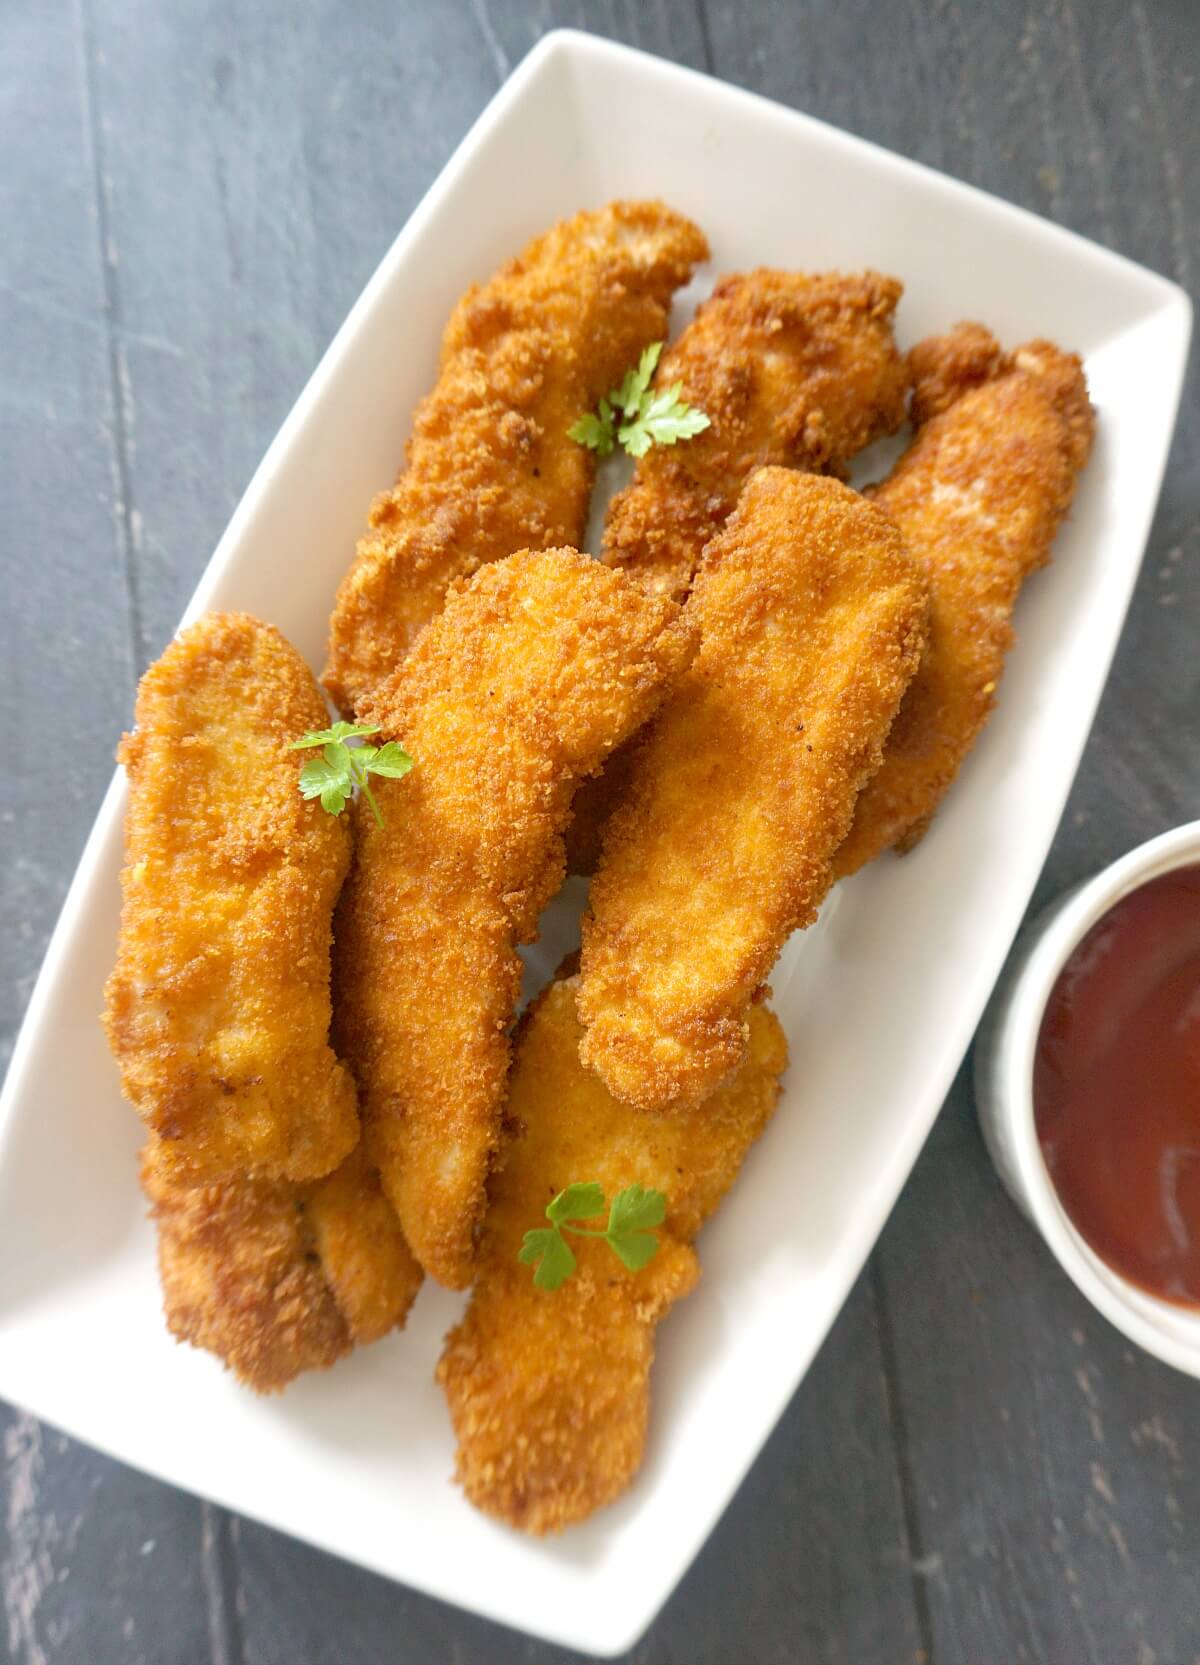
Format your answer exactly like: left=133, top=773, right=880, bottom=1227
left=0, top=0, right=1197, bottom=1661
left=0, top=1408, right=226, bottom=1665
left=0, top=0, right=136, bottom=1084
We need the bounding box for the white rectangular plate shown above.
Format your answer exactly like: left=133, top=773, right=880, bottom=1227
left=0, top=30, right=1190, bottom=1657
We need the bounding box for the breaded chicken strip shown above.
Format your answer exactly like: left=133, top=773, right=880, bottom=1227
left=104, top=614, right=359, bottom=1185
left=143, top=1141, right=421, bottom=1393
left=335, top=551, right=693, bottom=1289
left=566, top=269, right=909, bottom=873
left=578, top=470, right=929, bottom=1111
left=438, top=976, right=787, bottom=1533
left=324, top=201, right=708, bottom=715
left=834, top=326, right=1095, bottom=876
left=601, top=268, right=909, bottom=606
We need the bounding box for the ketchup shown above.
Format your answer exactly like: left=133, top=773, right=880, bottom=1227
left=1034, top=865, right=1200, bottom=1306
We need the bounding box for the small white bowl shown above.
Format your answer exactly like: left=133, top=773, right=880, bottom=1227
left=975, top=820, right=1200, bottom=1377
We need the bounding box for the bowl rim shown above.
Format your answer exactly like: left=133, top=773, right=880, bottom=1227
left=994, top=819, right=1200, bottom=1375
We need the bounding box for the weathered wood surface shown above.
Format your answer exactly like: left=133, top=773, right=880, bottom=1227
left=0, top=0, right=1196, bottom=1660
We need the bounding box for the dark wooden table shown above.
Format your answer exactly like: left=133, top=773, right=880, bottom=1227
left=2, top=3, right=1197, bottom=1660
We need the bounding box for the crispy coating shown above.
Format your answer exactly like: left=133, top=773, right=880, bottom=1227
left=103, top=613, right=359, bottom=1185
left=142, top=1141, right=421, bottom=1393
left=906, top=319, right=1008, bottom=426
left=302, top=1143, right=423, bottom=1343
left=334, top=550, right=694, bottom=1289
left=567, top=269, right=909, bottom=874
left=834, top=326, right=1095, bottom=876
left=578, top=470, right=929, bottom=1111
left=323, top=201, right=708, bottom=714
left=600, top=269, right=910, bottom=606
left=437, top=977, right=787, bottom=1533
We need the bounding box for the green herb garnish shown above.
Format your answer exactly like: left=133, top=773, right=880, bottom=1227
left=568, top=342, right=710, bottom=460
left=290, top=721, right=412, bottom=827
left=518, top=1181, right=667, bottom=1291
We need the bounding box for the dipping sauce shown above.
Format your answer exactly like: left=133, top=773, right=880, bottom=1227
left=1034, top=865, right=1200, bottom=1306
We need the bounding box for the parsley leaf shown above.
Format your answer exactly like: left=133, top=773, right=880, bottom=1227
left=620, top=384, right=711, bottom=457
left=567, top=403, right=616, bottom=458
left=605, top=1183, right=667, bottom=1271
left=610, top=342, right=663, bottom=418
left=366, top=741, right=414, bottom=780
left=290, top=721, right=380, bottom=750
left=547, top=1181, right=606, bottom=1226
left=517, top=1180, right=667, bottom=1290
left=291, top=725, right=413, bottom=826
left=567, top=344, right=709, bottom=461
left=519, top=1227, right=577, bottom=1291
left=298, top=754, right=351, bottom=816
left=606, top=1182, right=666, bottom=1236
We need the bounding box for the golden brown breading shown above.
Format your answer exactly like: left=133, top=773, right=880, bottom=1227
left=600, top=269, right=910, bottom=606
left=566, top=269, right=909, bottom=874
left=142, top=1141, right=421, bottom=1393
left=104, top=613, right=359, bottom=1186
left=906, top=319, right=1008, bottom=426
left=578, top=470, right=929, bottom=1111
left=323, top=201, right=708, bottom=715
left=334, top=550, right=693, bottom=1290
left=437, top=977, right=787, bottom=1534
left=301, top=1144, right=424, bottom=1343
left=833, top=326, right=1095, bottom=877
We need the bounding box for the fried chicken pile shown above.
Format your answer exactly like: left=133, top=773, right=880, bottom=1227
left=569, top=266, right=911, bottom=871
left=102, top=199, right=1094, bottom=1520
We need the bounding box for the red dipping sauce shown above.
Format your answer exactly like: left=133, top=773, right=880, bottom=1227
left=1034, top=866, right=1200, bottom=1307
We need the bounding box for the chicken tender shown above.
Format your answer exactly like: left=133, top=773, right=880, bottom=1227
left=567, top=269, right=909, bottom=873
left=578, top=470, right=929, bottom=1111
left=104, top=613, right=359, bottom=1185
left=601, top=268, right=910, bottom=606
left=437, top=975, right=787, bottom=1533
left=143, top=1141, right=421, bottom=1393
left=324, top=201, right=708, bottom=715
left=834, top=326, right=1095, bottom=876
left=335, top=550, right=693, bottom=1289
